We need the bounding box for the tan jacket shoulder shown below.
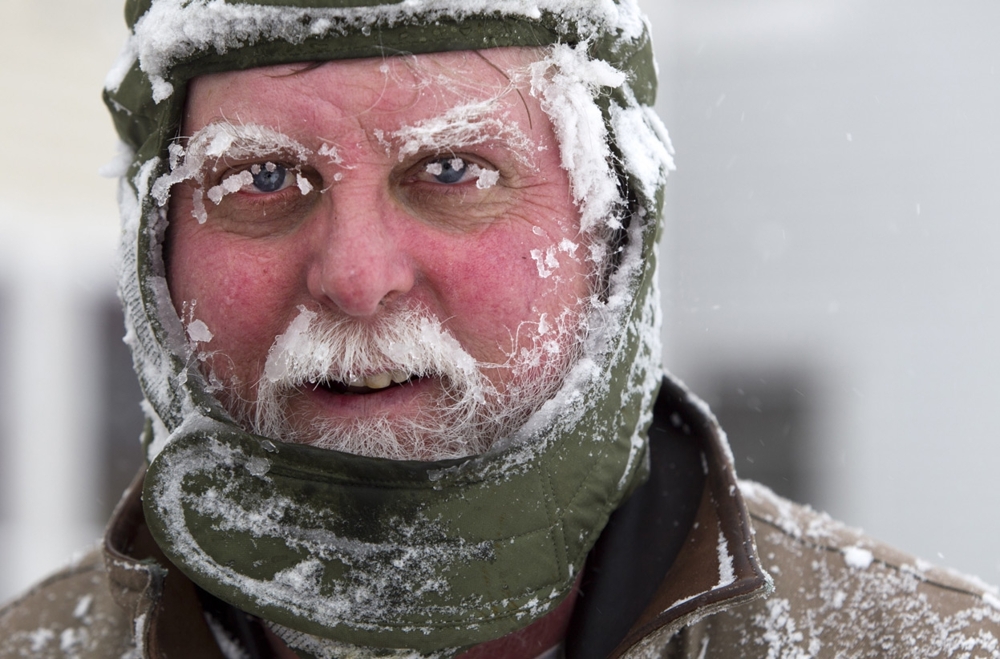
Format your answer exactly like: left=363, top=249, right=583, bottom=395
left=0, top=547, right=135, bottom=659
left=667, top=481, right=1000, bottom=658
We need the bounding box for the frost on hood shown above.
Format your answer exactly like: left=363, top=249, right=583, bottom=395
left=118, top=157, right=204, bottom=456
left=610, top=103, right=675, bottom=203
left=531, top=43, right=626, bottom=234
left=106, top=0, right=648, bottom=103
left=614, top=219, right=663, bottom=489
left=478, top=40, right=671, bottom=464
left=147, top=436, right=565, bottom=635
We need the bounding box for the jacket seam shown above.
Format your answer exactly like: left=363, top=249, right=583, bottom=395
left=749, top=511, right=992, bottom=602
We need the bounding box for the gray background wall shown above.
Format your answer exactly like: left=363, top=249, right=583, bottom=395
left=1, top=0, right=998, bottom=602
left=646, top=0, right=1000, bottom=587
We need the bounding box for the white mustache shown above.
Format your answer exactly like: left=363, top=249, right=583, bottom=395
left=237, top=302, right=583, bottom=461
left=260, top=304, right=486, bottom=396
left=250, top=304, right=505, bottom=460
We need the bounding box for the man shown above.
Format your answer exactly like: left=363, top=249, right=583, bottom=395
left=2, top=0, right=999, bottom=657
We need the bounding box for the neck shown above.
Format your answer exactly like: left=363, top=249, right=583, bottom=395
left=456, top=575, right=581, bottom=659
left=264, top=575, right=581, bottom=659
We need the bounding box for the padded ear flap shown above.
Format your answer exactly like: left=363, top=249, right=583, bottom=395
left=124, top=0, right=153, bottom=29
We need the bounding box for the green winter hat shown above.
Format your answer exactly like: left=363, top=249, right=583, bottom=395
left=104, top=0, right=674, bottom=655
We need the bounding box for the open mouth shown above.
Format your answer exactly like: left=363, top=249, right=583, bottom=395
left=310, top=370, right=417, bottom=395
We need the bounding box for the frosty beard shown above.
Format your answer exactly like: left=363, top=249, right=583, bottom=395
left=216, top=303, right=584, bottom=461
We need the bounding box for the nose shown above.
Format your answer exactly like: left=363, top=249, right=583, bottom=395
left=306, top=190, right=415, bottom=317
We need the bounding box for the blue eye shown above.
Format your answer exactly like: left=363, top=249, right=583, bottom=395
left=427, top=158, right=468, bottom=184
left=251, top=162, right=287, bottom=192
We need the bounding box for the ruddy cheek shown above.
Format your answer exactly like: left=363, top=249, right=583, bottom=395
left=438, top=246, right=540, bottom=322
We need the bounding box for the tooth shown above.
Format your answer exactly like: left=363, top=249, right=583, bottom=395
left=365, top=372, right=392, bottom=389
left=348, top=376, right=365, bottom=388
left=391, top=370, right=409, bottom=384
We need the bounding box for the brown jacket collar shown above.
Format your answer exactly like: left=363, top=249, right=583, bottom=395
left=101, top=376, right=771, bottom=658
left=610, top=377, right=773, bottom=656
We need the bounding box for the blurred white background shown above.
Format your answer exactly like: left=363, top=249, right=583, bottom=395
left=1, top=0, right=998, bottom=603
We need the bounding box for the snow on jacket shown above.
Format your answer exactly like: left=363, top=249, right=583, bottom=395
left=3, top=376, right=998, bottom=658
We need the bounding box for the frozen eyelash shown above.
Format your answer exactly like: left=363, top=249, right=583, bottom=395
left=423, top=158, right=500, bottom=189
left=152, top=121, right=313, bottom=222
left=471, top=165, right=499, bottom=189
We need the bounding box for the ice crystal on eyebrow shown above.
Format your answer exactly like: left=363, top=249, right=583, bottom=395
left=317, top=143, right=343, bottom=165
left=392, top=98, right=534, bottom=165
left=151, top=122, right=312, bottom=222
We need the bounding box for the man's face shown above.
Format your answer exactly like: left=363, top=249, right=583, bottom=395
left=166, top=49, right=595, bottom=460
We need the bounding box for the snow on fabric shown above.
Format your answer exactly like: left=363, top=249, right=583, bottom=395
left=748, top=544, right=1000, bottom=658
left=531, top=43, right=625, bottom=233
left=146, top=434, right=569, bottom=634
left=611, top=104, right=675, bottom=203
left=736, top=480, right=1000, bottom=658
left=106, top=0, right=647, bottom=103
left=119, top=158, right=208, bottom=458
left=843, top=545, right=875, bottom=570
left=716, top=531, right=736, bottom=588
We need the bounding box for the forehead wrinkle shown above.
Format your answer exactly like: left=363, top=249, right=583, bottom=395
left=317, top=56, right=426, bottom=118
left=291, top=63, right=423, bottom=160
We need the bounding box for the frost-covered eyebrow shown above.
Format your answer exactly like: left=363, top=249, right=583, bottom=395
left=184, top=121, right=313, bottom=164
left=391, top=98, right=535, bottom=165
left=151, top=121, right=315, bottom=214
